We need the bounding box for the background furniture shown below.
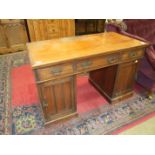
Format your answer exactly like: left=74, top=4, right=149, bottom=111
left=0, top=19, right=106, bottom=54
left=106, top=19, right=155, bottom=95
left=75, top=19, right=105, bottom=35
left=27, top=19, right=75, bottom=41
left=27, top=19, right=106, bottom=41
left=27, top=32, right=148, bottom=124
left=0, top=19, right=28, bottom=54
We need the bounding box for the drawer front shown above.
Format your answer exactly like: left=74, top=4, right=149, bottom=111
left=77, top=53, right=121, bottom=72
left=122, top=50, right=144, bottom=61
left=35, top=63, right=74, bottom=81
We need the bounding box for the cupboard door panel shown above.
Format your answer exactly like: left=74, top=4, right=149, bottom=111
left=39, top=76, right=76, bottom=122
left=42, top=85, right=57, bottom=117
left=53, top=83, right=65, bottom=113
left=63, top=80, right=73, bottom=110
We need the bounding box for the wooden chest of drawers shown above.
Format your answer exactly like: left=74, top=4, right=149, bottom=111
left=27, top=19, right=75, bottom=41
left=27, top=32, right=149, bottom=124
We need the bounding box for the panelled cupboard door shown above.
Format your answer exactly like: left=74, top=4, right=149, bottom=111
left=38, top=76, right=76, bottom=122
left=27, top=19, right=75, bottom=41
left=113, top=60, right=139, bottom=97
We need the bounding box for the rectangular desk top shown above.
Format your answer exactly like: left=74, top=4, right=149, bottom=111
left=27, top=32, right=148, bottom=69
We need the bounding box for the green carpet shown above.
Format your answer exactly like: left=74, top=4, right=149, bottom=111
left=119, top=116, right=155, bottom=135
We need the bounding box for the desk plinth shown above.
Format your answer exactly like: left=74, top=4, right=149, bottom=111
left=27, top=32, right=149, bottom=124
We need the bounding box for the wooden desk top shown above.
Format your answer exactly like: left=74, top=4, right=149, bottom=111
left=27, top=32, right=148, bottom=69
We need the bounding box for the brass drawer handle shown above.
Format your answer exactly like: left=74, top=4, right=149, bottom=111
left=129, top=51, right=137, bottom=58
left=107, top=56, right=119, bottom=64
left=51, top=67, right=63, bottom=75
left=80, top=60, right=92, bottom=68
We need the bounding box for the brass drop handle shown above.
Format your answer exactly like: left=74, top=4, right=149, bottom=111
left=80, top=60, right=92, bottom=68
left=51, top=67, right=63, bottom=75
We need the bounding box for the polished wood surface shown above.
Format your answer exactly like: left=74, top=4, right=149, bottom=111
left=27, top=32, right=148, bottom=69
left=27, top=32, right=149, bottom=123
left=27, top=19, right=75, bottom=41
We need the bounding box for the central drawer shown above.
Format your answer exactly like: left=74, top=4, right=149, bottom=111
left=35, top=63, right=74, bottom=81
left=77, top=53, right=121, bottom=72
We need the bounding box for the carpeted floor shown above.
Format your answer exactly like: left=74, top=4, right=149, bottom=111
left=1, top=51, right=155, bottom=135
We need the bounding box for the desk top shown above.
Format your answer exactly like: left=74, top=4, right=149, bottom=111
left=27, top=32, right=148, bottom=69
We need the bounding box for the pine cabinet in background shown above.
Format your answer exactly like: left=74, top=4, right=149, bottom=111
left=27, top=19, right=75, bottom=41
left=0, top=19, right=28, bottom=54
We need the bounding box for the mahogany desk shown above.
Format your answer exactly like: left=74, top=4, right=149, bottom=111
left=27, top=32, right=148, bottom=124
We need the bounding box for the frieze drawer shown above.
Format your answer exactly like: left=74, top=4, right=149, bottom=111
left=35, top=63, right=74, bottom=81
left=122, top=50, right=144, bottom=62
left=77, top=53, right=121, bottom=72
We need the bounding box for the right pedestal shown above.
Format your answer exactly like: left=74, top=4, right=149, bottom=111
left=89, top=60, right=139, bottom=103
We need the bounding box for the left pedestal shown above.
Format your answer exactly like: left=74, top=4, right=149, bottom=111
left=37, top=76, right=77, bottom=124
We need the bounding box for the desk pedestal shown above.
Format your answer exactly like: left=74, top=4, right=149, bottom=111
left=37, top=76, right=77, bottom=124
left=89, top=60, right=139, bottom=103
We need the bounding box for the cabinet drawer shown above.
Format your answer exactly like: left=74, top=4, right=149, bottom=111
left=35, top=63, right=74, bottom=81
left=77, top=53, right=121, bottom=72
left=122, top=50, right=144, bottom=61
